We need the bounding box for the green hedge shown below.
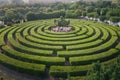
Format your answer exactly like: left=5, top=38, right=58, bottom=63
left=32, top=32, right=88, bottom=41
left=0, top=27, right=9, bottom=34
left=67, top=40, right=103, bottom=50
left=37, top=26, right=77, bottom=38
left=58, top=36, right=118, bottom=57
left=16, top=33, right=63, bottom=50
left=44, top=25, right=80, bottom=35
left=116, top=43, right=120, bottom=50
left=26, top=26, right=101, bottom=46
left=50, top=65, right=91, bottom=78
left=8, top=33, right=53, bottom=56
left=85, top=25, right=95, bottom=36
left=76, top=27, right=87, bottom=35
left=2, top=45, right=65, bottom=66
left=67, top=26, right=111, bottom=50
left=0, top=53, right=46, bottom=77
left=70, top=49, right=119, bottom=65
left=22, top=25, right=35, bottom=36
left=0, top=27, right=14, bottom=46
left=99, top=27, right=110, bottom=41
left=30, top=25, right=88, bottom=41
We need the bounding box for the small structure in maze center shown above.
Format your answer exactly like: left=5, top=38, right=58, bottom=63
left=51, top=16, right=73, bottom=32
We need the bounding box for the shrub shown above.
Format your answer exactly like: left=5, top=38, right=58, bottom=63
left=110, top=17, right=120, bottom=23
left=54, top=16, right=70, bottom=27
left=0, top=53, right=46, bottom=77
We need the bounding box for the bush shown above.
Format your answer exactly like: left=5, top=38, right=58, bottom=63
left=87, top=12, right=99, bottom=18
left=0, top=53, right=46, bottom=77
left=2, top=45, right=65, bottom=66
left=54, top=16, right=70, bottom=26
left=50, top=65, right=91, bottom=78
left=70, top=49, right=119, bottom=65
left=110, top=17, right=120, bottom=23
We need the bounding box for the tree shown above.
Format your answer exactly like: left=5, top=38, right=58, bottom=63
left=99, top=16, right=106, bottom=21
left=75, top=9, right=82, bottom=16
left=10, top=0, right=23, bottom=4
left=5, top=10, right=16, bottom=22
left=26, top=11, right=36, bottom=21
left=110, top=17, right=120, bottom=23
left=86, top=61, right=105, bottom=80
left=100, top=8, right=108, bottom=16
left=106, top=9, right=120, bottom=19
left=54, top=16, right=70, bottom=27
left=86, top=56, right=120, bottom=80
left=65, top=10, right=77, bottom=18
left=87, top=12, right=99, bottom=18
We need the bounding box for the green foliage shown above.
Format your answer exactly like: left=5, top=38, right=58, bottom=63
left=99, top=16, right=106, bottom=21
left=5, top=10, right=16, bottom=22
left=86, top=61, right=105, bottom=80
left=26, top=11, right=36, bottom=21
left=0, top=0, right=119, bottom=23
left=0, top=52, right=46, bottom=76
left=0, top=19, right=120, bottom=79
left=87, top=12, right=99, bottom=18
left=2, top=45, right=65, bottom=66
left=26, top=10, right=65, bottom=21
left=86, top=56, right=120, bottom=80
left=4, top=10, right=24, bottom=24
left=54, top=16, right=70, bottom=26
left=110, top=17, right=120, bottom=23
left=65, top=10, right=78, bottom=18
left=50, top=65, right=90, bottom=78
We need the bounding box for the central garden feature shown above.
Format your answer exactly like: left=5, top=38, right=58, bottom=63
left=51, top=26, right=72, bottom=32
left=0, top=19, right=120, bottom=79
left=51, top=16, right=73, bottom=32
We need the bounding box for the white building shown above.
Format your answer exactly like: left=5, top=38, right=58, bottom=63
left=0, top=21, right=4, bottom=27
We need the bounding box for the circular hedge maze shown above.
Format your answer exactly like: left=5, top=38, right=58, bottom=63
left=0, top=19, right=120, bottom=79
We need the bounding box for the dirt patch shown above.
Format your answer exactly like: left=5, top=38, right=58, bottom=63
left=0, top=48, right=2, bottom=53
left=6, top=40, right=13, bottom=49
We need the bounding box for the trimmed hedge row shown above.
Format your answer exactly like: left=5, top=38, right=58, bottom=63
left=16, top=33, right=63, bottom=50
left=0, top=27, right=9, bottom=34
left=0, top=52, right=46, bottom=76
left=67, top=39, right=103, bottom=50
left=105, top=26, right=117, bottom=36
left=30, top=26, right=90, bottom=41
left=99, top=27, right=110, bottom=41
left=0, top=27, right=16, bottom=46
left=22, top=25, right=35, bottom=36
left=0, top=19, right=119, bottom=78
left=70, top=49, right=119, bottom=65
left=44, top=25, right=80, bottom=35
left=7, top=31, right=53, bottom=56
left=32, top=32, right=88, bottom=41
left=116, top=43, right=120, bottom=50
left=58, top=36, right=118, bottom=57
left=36, top=26, right=77, bottom=38
left=49, top=55, right=120, bottom=78
left=85, top=25, right=95, bottom=36
left=26, top=25, right=101, bottom=46
left=49, top=65, right=91, bottom=78
left=75, top=27, right=88, bottom=35
left=2, top=46, right=65, bottom=66
left=67, top=26, right=111, bottom=50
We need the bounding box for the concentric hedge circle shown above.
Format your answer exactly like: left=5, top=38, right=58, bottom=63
left=0, top=19, right=120, bottom=78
